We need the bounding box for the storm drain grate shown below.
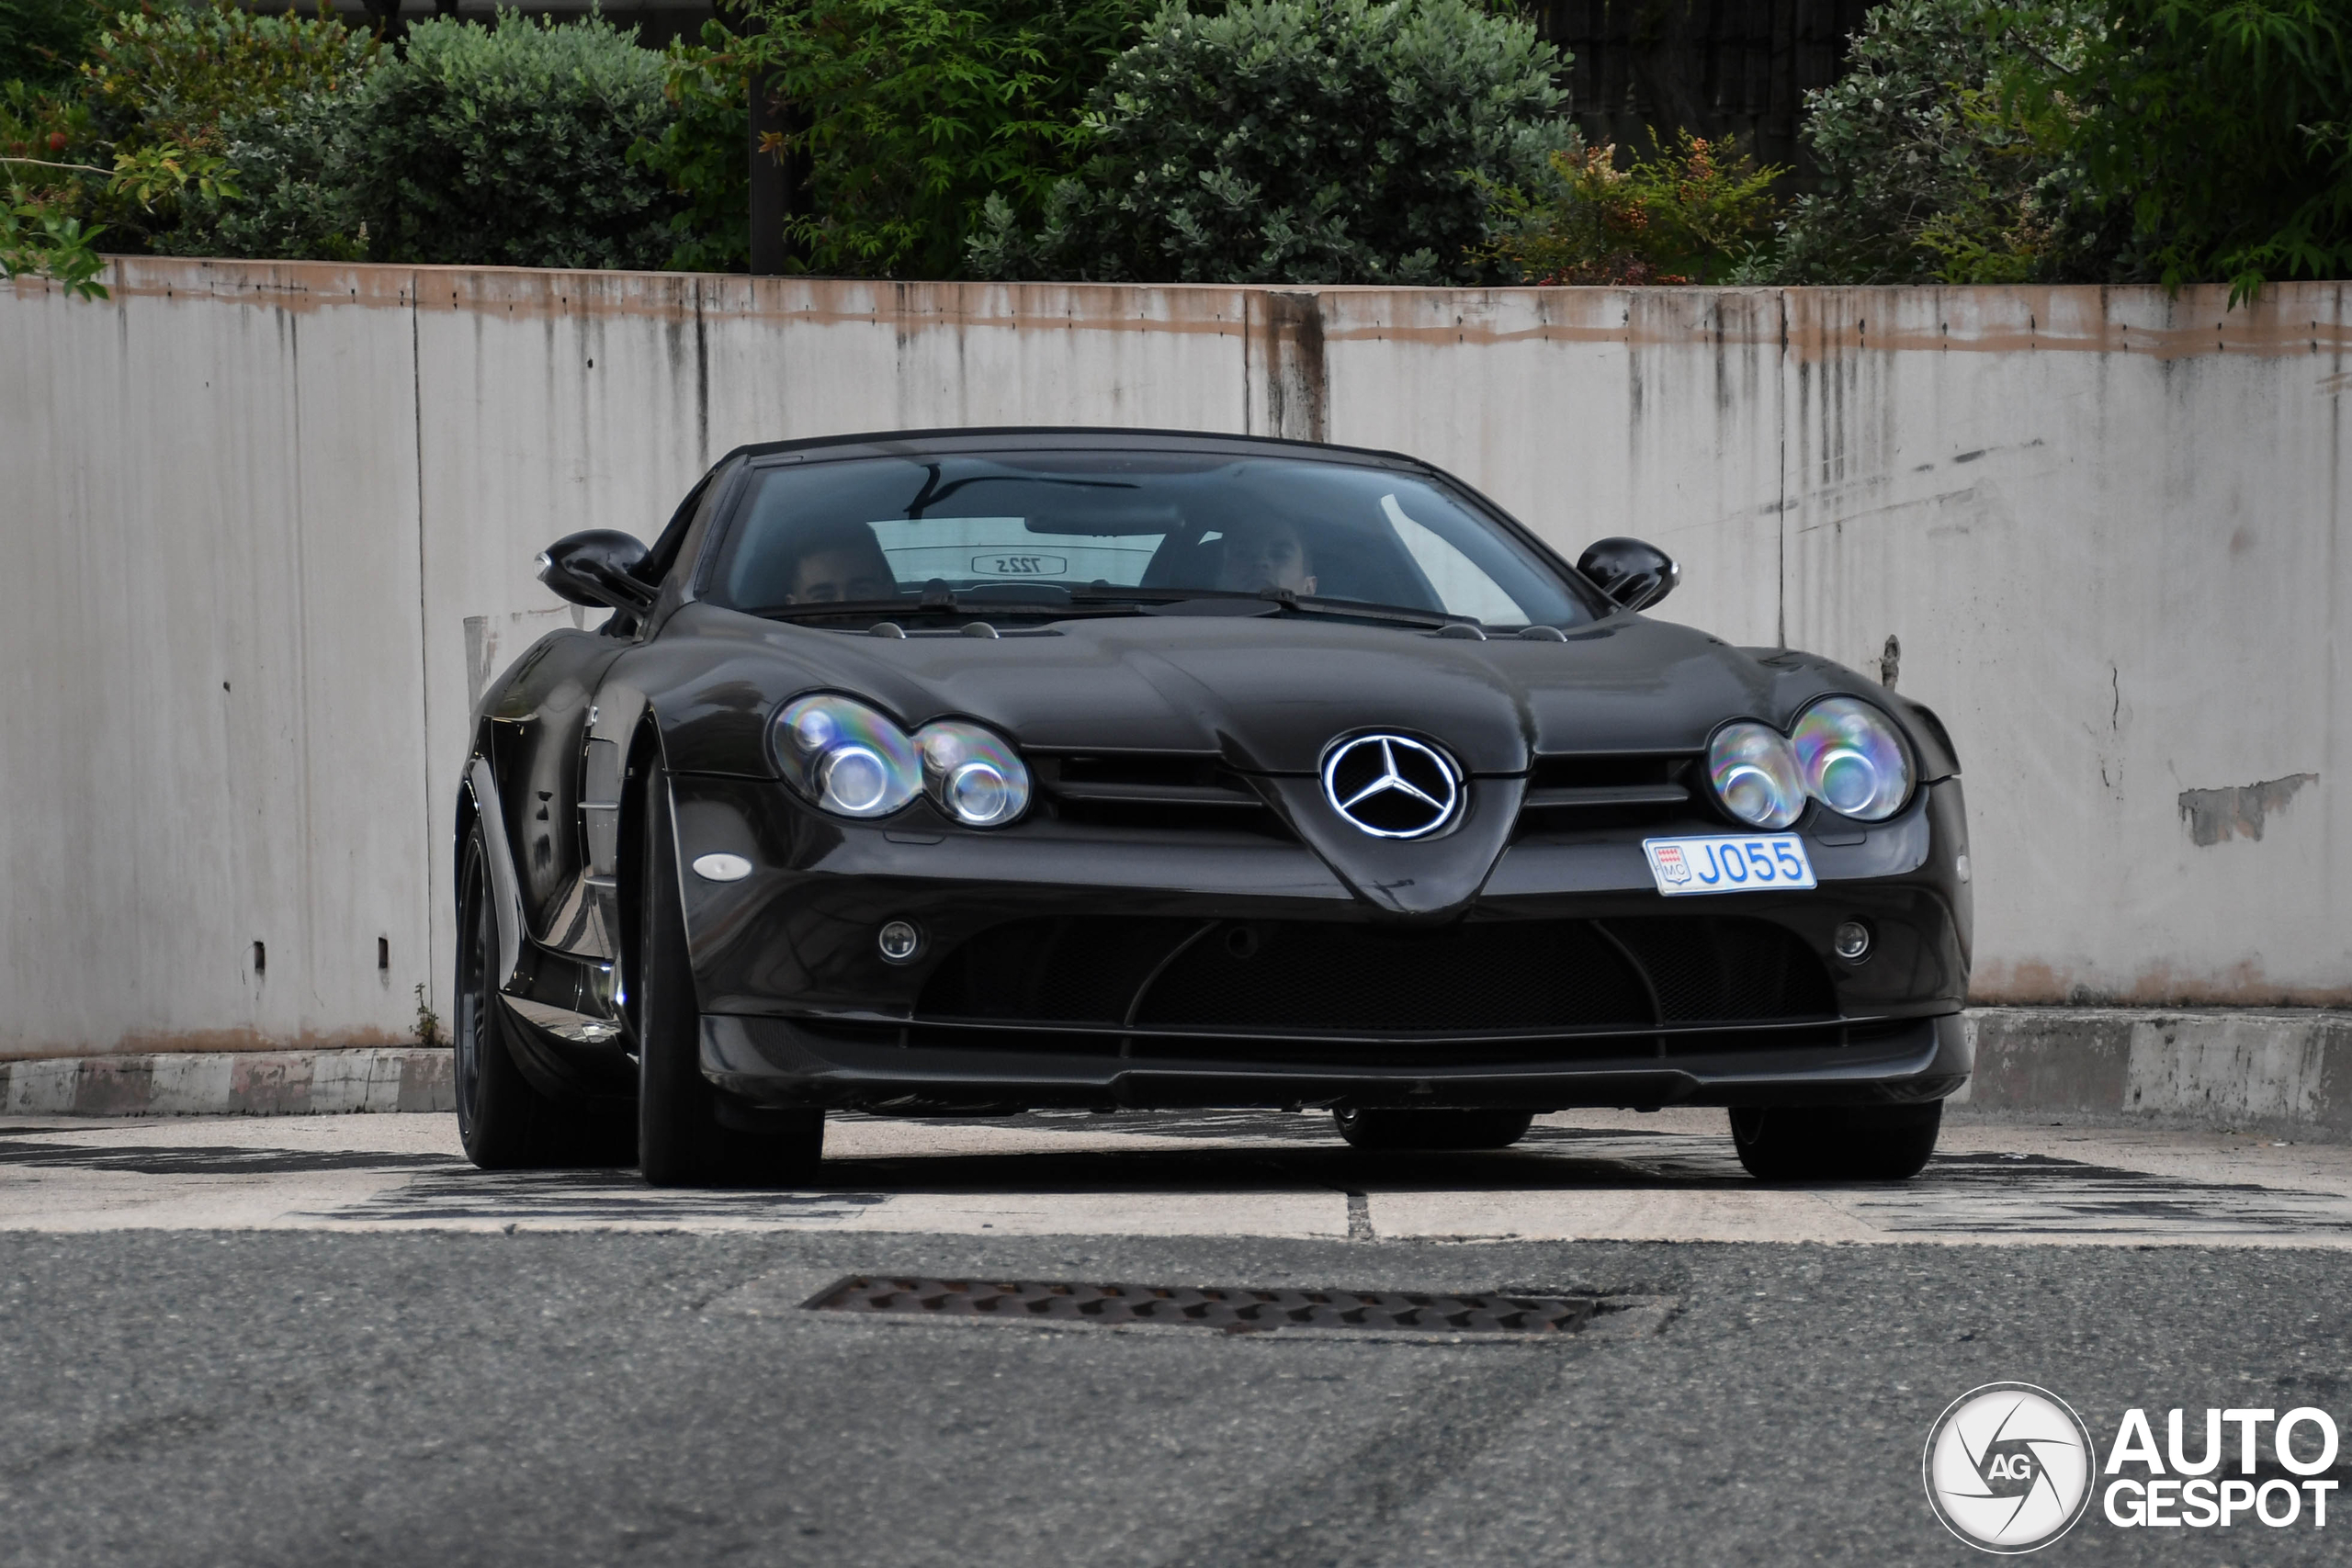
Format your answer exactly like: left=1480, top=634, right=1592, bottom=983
left=802, top=1276, right=1596, bottom=1335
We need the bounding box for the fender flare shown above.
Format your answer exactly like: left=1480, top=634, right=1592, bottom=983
left=463, top=758, right=526, bottom=990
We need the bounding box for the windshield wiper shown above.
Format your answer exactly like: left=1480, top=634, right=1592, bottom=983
left=1071, top=586, right=1469, bottom=631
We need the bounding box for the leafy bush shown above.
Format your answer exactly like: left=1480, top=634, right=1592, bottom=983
left=1763, top=0, right=2108, bottom=285
left=969, top=0, right=1573, bottom=285
left=643, top=0, right=1145, bottom=278
left=2003, top=0, right=2352, bottom=299
left=1, top=0, right=102, bottom=88
left=1479, top=130, right=1781, bottom=284
left=628, top=19, right=751, bottom=273
left=342, top=11, right=676, bottom=269
left=3, top=0, right=372, bottom=265
left=158, top=86, right=365, bottom=258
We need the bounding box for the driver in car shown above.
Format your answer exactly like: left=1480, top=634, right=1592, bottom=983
left=1216, top=516, right=1317, bottom=597
left=782, top=521, right=899, bottom=604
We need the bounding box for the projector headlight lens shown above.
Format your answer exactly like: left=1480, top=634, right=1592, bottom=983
left=772, top=694, right=920, bottom=818
left=916, top=720, right=1031, bottom=828
left=1708, top=721, right=1805, bottom=829
left=1792, top=696, right=1913, bottom=821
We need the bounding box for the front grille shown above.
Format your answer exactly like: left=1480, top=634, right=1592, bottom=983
left=917, top=914, right=1836, bottom=1039
left=1031, top=752, right=1280, bottom=833
left=1517, top=752, right=1702, bottom=833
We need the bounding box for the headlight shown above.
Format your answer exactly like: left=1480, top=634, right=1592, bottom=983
left=773, top=694, right=920, bottom=818
left=1707, top=722, right=1805, bottom=829
left=1792, top=696, right=1913, bottom=821
left=916, top=720, right=1031, bottom=828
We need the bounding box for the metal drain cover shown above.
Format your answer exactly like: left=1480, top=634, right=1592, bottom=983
left=803, top=1276, right=1596, bottom=1335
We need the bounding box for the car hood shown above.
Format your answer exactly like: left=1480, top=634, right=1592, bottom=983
left=663, top=602, right=1937, bottom=774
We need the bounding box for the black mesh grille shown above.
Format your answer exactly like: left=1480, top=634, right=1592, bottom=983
left=1605, top=918, right=1837, bottom=1021
left=917, top=915, right=1836, bottom=1035
left=1136, top=921, right=1648, bottom=1032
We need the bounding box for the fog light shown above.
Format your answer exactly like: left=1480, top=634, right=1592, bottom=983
left=1832, top=920, right=1872, bottom=962
left=877, top=919, right=923, bottom=964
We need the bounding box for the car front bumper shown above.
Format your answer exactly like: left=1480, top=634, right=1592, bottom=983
left=669, top=773, right=1974, bottom=1115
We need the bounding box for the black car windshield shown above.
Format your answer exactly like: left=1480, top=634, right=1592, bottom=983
left=701, top=451, right=1599, bottom=628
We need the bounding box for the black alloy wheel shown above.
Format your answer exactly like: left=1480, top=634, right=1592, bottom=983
left=1728, top=1101, right=1943, bottom=1180
left=635, top=755, right=824, bottom=1187
left=1332, top=1108, right=1536, bottom=1151
left=455, top=819, right=631, bottom=1168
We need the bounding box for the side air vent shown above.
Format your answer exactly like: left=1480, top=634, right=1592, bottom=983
left=1031, top=752, right=1278, bottom=832
left=1517, top=752, right=1701, bottom=832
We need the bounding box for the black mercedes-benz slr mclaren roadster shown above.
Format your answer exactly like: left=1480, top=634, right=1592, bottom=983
left=454, top=429, right=1972, bottom=1186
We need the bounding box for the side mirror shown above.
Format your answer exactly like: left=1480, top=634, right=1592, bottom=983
left=1577, top=536, right=1679, bottom=613
left=537, top=530, right=656, bottom=614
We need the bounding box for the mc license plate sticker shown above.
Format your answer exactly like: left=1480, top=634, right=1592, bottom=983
left=1643, top=834, right=1816, bottom=896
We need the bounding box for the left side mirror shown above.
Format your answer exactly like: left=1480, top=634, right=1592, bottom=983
left=1577, top=536, right=1679, bottom=613
left=537, top=530, right=656, bottom=614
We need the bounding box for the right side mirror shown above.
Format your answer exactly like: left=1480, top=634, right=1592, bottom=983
left=1577, top=536, right=1679, bottom=613
left=537, top=530, right=656, bottom=614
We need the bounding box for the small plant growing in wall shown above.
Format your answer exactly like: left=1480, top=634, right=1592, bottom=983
left=413, top=984, right=443, bottom=1049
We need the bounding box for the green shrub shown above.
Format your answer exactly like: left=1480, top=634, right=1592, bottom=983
left=1479, top=130, right=1781, bottom=285
left=343, top=11, right=676, bottom=269
left=969, top=0, right=1573, bottom=285
left=2003, top=0, right=2352, bottom=299
left=1765, top=0, right=2109, bottom=285
left=657, top=0, right=1147, bottom=278
left=628, top=18, right=750, bottom=273
left=1, top=0, right=102, bottom=88
left=158, top=85, right=365, bottom=258
left=3, top=0, right=372, bottom=259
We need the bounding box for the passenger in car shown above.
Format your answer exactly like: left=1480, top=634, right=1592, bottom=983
left=780, top=521, right=899, bottom=604
left=1216, top=516, right=1318, bottom=597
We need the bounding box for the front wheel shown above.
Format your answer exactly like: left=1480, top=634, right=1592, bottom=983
left=1729, top=1102, right=1942, bottom=1181
left=455, top=819, right=631, bottom=1168
left=1333, top=1108, right=1535, bottom=1151
left=635, top=755, right=823, bottom=1187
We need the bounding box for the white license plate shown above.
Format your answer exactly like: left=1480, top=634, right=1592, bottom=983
left=1643, top=834, right=1816, bottom=896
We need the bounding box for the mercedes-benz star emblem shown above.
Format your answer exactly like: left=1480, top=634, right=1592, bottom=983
left=1320, top=734, right=1463, bottom=840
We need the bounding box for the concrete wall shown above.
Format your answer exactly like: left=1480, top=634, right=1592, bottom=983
left=3, top=259, right=2346, bottom=1057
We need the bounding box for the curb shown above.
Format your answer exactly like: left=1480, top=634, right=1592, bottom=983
left=1953, top=1008, right=2352, bottom=1140
left=5, top=1010, right=2351, bottom=1139
left=0, top=1047, right=455, bottom=1118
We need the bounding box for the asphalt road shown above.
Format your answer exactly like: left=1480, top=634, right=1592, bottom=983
left=6, top=1110, right=2350, bottom=1567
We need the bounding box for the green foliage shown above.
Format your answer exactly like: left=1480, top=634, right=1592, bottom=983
left=970, top=0, right=1573, bottom=285
left=341, top=11, right=677, bottom=269
left=1, top=0, right=102, bottom=88
left=0, top=195, right=106, bottom=295
left=628, top=18, right=750, bottom=272
left=2, top=0, right=370, bottom=262
left=2001, top=0, right=2352, bottom=299
left=1479, top=130, right=1781, bottom=285
left=76, top=0, right=373, bottom=144
left=159, top=86, right=364, bottom=259
left=1764, top=0, right=2106, bottom=285
left=716, top=0, right=1146, bottom=277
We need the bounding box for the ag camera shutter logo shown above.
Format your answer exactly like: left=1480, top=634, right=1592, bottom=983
left=1923, top=1383, right=2096, bottom=1552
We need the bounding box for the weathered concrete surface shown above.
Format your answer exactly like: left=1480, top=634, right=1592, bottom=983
left=10, top=1105, right=2352, bottom=1246
left=0, top=1047, right=453, bottom=1117
left=5, top=261, right=2347, bottom=1057
left=1957, top=1007, right=2352, bottom=1137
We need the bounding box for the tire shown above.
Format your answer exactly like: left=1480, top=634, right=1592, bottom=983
left=1332, top=1108, right=1535, bottom=1151
left=635, top=756, right=824, bottom=1188
left=455, top=820, right=633, bottom=1169
left=1729, top=1101, right=1943, bottom=1181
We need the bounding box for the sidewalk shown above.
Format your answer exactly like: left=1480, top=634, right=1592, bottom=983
left=5, top=1008, right=2350, bottom=1139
